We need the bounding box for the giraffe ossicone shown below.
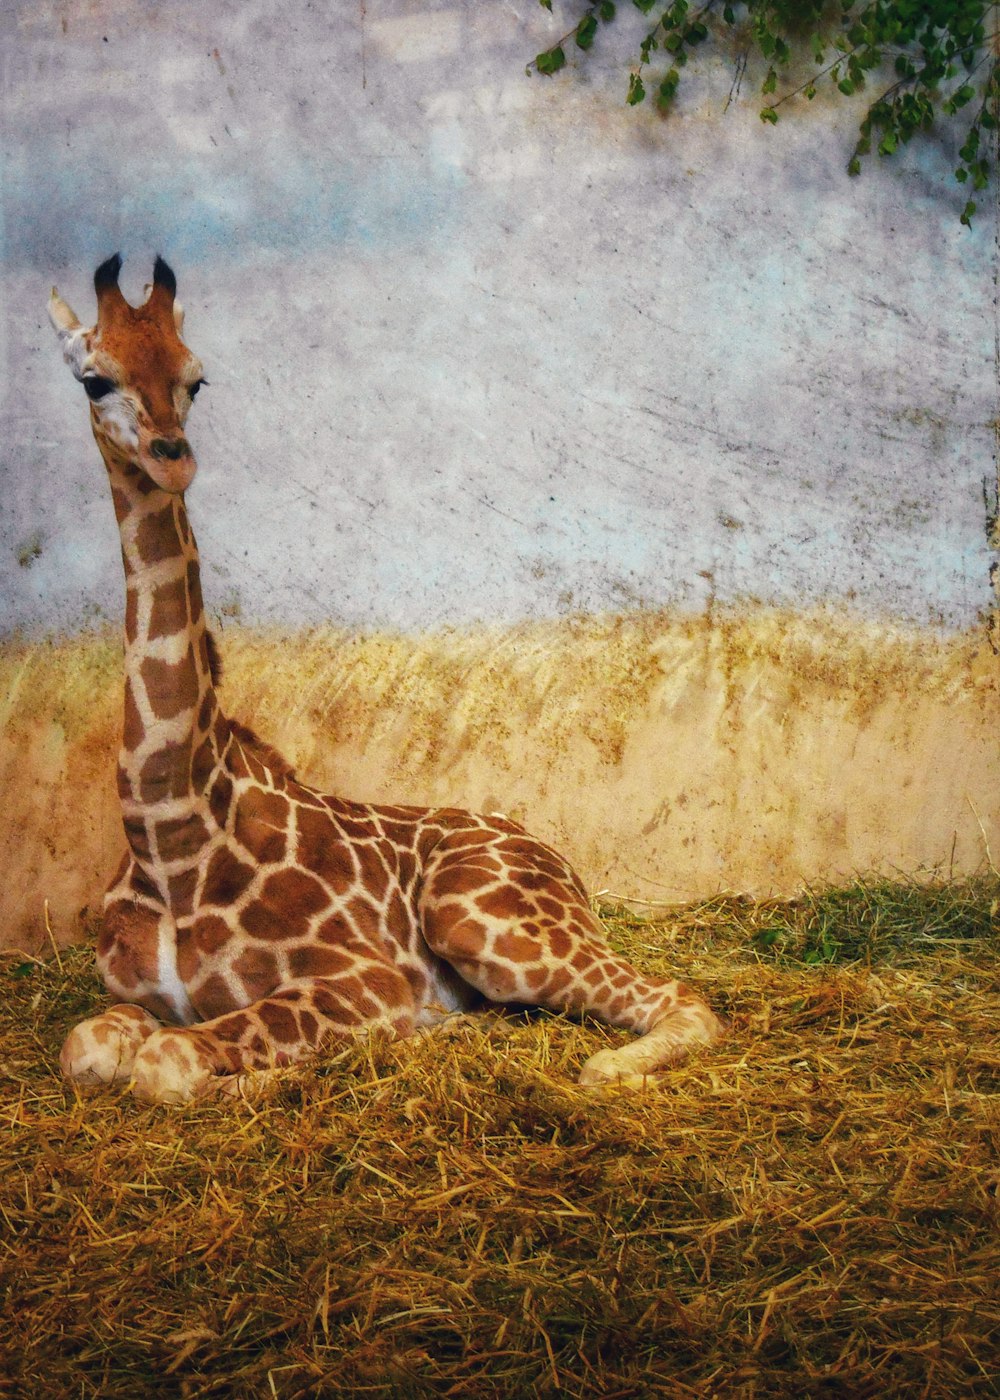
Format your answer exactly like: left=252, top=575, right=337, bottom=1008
left=49, top=255, right=723, bottom=1105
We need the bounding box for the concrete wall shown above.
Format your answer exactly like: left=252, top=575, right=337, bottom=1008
left=1, top=1, right=997, bottom=947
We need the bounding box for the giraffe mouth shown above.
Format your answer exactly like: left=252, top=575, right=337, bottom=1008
left=142, top=436, right=198, bottom=493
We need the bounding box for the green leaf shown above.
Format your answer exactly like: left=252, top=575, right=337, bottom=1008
left=535, top=45, right=566, bottom=75
left=538, top=0, right=552, bottom=9
left=762, top=66, right=777, bottom=95
left=598, top=1, right=616, bottom=18
left=632, top=0, right=657, bottom=13
left=627, top=72, right=646, bottom=105
left=576, top=14, right=598, bottom=49
left=760, top=106, right=779, bottom=125
left=838, top=78, right=855, bottom=96
left=723, top=4, right=736, bottom=22
left=960, top=199, right=976, bottom=226
left=657, top=68, right=680, bottom=106
left=848, top=156, right=861, bottom=175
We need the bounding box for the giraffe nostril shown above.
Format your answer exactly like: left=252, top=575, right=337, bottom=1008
left=150, top=438, right=190, bottom=461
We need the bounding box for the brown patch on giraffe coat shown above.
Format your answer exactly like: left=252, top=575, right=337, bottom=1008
left=332, top=812, right=380, bottom=843
left=192, top=735, right=217, bottom=790
left=192, top=973, right=242, bottom=1019
left=258, top=1001, right=299, bottom=1044
left=122, top=814, right=152, bottom=862
left=233, top=786, right=289, bottom=864
left=167, top=867, right=199, bottom=917
left=123, top=676, right=145, bottom=750
left=100, top=900, right=161, bottom=989
left=378, top=817, right=421, bottom=846
left=354, top=841, right=391, bottom=901
left=125, top=585, right=139, bottom=640
left=141, top=645, right=199, bottom=720
left=424, top=904, right=488, bottom=960
left=155, top=812, right=210, bottom=862
left=209, top=772, right=233, bottom=831
left=475, top=885, right=535, bottom=922
left=482, top=963, right=519, bottom=998
left=191, top=914, right=233, bottom=956
left=135, top=506, right=184, bottom=565
left=432, top=862, right=499, bottom=898
left=139, top=737, right=194, bottom=802
left=231, top=945, right=280, bottom=1000
left=494, top=930, right=546, bottom=963
left=288, top=943, right=353, bottom=978
left=242, top=867, right=329, bottom=940
left=395, top=850, right=417, bottom=891
left=148, top=576, right=189, bottom=639
left=385, top=888, right=412, bottom=937
left=344, top=893, right=383, bottom=939
left=201, top=846, right=257, bottom=905
left=296, top=808, right=357, bottom=891
left=186, top=559, right=204, bottom=618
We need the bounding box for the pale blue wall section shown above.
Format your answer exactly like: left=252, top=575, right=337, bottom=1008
left=2, top=1, right=996, bottom=632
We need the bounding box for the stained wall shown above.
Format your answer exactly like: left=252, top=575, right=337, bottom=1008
left=1, top=1, right=997, bottom=947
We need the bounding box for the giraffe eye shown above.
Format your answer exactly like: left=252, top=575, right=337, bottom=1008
left=83, top=375, right=115, bottom=401
left=188, top=378, right=207, bottom=399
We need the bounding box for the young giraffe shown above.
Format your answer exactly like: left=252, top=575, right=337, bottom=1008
left=48, top=255, right=723, bottom=1104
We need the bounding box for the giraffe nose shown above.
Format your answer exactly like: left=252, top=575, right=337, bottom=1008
left=150, top=437, right=191, bottom=461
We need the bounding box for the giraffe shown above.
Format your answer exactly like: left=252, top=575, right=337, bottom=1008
left=48, top=255, right=724, bottom=1104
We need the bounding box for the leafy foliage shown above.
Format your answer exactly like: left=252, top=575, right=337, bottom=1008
left=531, top=1, right=1000, bottom=222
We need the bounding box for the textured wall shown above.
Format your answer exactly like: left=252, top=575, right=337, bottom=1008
left=1, top=2, right=998, bottom=947
left=2, top=0, right=996, bottom=632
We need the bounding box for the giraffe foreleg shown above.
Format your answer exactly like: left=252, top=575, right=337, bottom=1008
left=60, top=1003, right=162, bottom=1086
left=130, top=960, right=418, bottom=1104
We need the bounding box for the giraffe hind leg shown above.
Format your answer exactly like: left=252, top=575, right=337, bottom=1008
left=418, top=836, right=723, bottom=1083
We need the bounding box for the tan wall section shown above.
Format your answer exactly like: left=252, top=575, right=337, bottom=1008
left=2, top=609, right=998, bottom=951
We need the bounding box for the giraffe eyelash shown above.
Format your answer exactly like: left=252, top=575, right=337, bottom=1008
left=83, top=374, right=116, bottom=401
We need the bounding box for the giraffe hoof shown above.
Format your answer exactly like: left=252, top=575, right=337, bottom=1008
left=131, top=1029, right=217, bottom=1104
left=60, top=1006, right=161, bottom=1086
left=577, top=1047, right=653, bottom=1087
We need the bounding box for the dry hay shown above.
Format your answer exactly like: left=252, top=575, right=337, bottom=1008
left=2, top=880, right=998, bottom=1398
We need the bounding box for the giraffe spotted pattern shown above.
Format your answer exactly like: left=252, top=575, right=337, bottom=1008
left=50, top=256, right=723, bottom=1103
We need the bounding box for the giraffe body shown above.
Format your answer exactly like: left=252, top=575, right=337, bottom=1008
left=50, top=257, right=723, bottom=1104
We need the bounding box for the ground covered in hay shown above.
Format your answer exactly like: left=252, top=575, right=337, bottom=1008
left=2, top=882, right=998, bottom=1398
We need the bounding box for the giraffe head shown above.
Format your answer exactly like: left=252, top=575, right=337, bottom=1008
left=48, top=255, right=206, bottom=493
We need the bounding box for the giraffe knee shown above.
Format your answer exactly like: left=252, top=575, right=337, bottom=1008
left=60, top=1005, right=161, bottom=1086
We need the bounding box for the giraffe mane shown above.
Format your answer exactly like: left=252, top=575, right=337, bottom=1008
left=229, top=719, right=297, bottom=781
left=205, top=631, right=224, bottom=688
left=205, top=631, right=296, bottom=779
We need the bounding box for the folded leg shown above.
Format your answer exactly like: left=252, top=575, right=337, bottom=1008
left=418, top=830, right=723, bottom=1084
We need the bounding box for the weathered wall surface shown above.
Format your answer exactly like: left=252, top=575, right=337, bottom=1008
left=1, top=2, right=997, bottom=947
left=3, top=615, right=998, bottom=949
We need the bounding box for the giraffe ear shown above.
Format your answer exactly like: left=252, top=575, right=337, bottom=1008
left=48, top=287, right=81, bottom=335
left=48, top=288, right=90, bottom=379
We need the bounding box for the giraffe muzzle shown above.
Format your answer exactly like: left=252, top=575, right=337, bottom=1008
left=143, top=436, right=197, bottom=493
left=150, top=437, right=192, bottom=461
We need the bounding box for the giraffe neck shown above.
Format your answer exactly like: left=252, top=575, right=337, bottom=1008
left=101, top=441, right=227, bottom=892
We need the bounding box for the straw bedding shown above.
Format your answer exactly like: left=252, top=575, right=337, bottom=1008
left=2, top=881, right=998, bottom=1397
